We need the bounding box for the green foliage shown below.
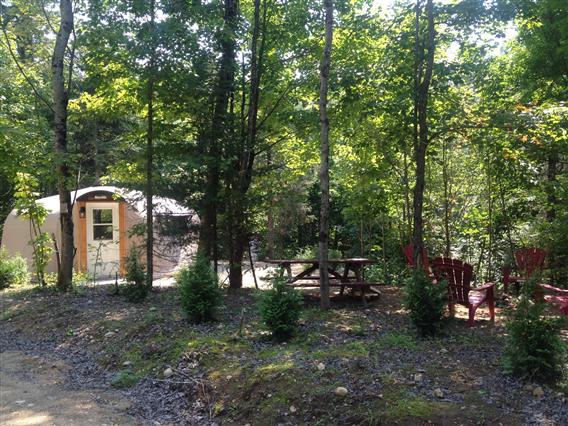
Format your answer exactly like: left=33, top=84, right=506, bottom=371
left=503, top=281, right=566, bottom=383
left=13, top=172, right=53, bottom=286
left=257, top=273, right=303, bottom=341
left=122, top=247, right=148, bottom=303
left=177, top=255, right=222, bottom=323
left=295, top=245, right=342, bottom=260
left=0, top=248, right=29, bottom=289
left=404, top=271, right=447, bottom=337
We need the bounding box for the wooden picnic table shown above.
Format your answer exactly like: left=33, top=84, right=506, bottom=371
left=264, top=258, right=381, bottom=304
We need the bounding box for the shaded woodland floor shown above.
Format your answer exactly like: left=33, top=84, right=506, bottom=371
left=1, top=283, right=567, bottom=425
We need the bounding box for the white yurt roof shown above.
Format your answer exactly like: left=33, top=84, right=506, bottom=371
left=35, top=186, right=195, bottom=218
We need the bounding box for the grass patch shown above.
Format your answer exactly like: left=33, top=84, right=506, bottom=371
left=375, top=332, right=419, bottom=350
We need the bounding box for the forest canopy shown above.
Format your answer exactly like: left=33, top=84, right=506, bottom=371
left=1, top=0, right=567, bottom=287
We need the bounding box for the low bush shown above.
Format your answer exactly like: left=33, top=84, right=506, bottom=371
left=177, top=254, right=222, bottom=322
left=503, top=280, right=566, bottom=383
left=404, top=271, right=447, bottom=336
left=257, top=273, right=303, bottom=340
left=122, top=247, right=148, bottom=302
left=0, top=249, right=29, bottom=289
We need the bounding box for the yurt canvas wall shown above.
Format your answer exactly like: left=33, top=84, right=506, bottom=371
left=1, top=186, right=198, bottom=279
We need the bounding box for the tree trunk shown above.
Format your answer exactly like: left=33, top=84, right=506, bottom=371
left=52, top=0, right=74, bottom=292
left=318, top=0, right=333, bottom=310
left=442, top=138, right=451, bottom=257
left=146, top=0, right=156, bottom=288
left=200, top=0, right=238, bottom=270
left=227, top=0, right=267, bottom=288
left=411, top=0, right=435, bottom=267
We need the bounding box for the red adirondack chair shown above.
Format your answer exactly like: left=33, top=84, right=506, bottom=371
left=502, top=248, right=547, bottom=293
left=431, top=257, right=495, bottom=326
left=535, top=283, right=568, bottom=316
left=402, top=244, right=432, bottom=274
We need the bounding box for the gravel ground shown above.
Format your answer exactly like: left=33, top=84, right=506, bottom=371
left=1, top=283, right=567, bottom=425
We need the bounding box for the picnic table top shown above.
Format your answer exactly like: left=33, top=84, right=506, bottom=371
left=264, top=258, right=378, bottom=265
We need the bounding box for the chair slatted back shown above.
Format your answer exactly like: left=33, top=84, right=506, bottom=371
left=402, top=244, right=431, bottom=273
left=514, top=248, right=546, bottom=278
left=431, top=257, right=473, bottom=305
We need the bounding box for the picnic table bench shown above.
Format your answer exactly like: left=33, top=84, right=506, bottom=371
left=264, top=258, right=381, bottom=304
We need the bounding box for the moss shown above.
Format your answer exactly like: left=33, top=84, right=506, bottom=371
left=383, top=397, right=451, bottom=419
left=111, top=369, right=142, bottom=388
left=312, top=340, right=369, bottom=360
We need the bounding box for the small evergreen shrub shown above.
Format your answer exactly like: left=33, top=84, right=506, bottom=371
left=177, top=255, right=222, bottom=322
left=122, top=248, right=148, bottom=302
left=0, top=249, right=29, bottom=289
left=504, top=280, right=566, bottom=383
left=404, top=271, right=447, bottom=336
left=257, top=273, right=303, bottom=340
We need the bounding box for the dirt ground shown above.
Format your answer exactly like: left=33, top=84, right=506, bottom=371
left=0, top=350, right=135, bottom=426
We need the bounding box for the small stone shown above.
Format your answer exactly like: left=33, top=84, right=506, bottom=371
left=317, top=363, right=326, bottom=371
left=523, top=384, right=534, bottom=392
left=378, top=394, right=383, bottom=399
left=14, top=400, right=26, bottom=405
left=414, top=373, right=423, bottom=383
left=149, top=307, right=157, bottom=311
left=226, top=375, right=232, bottom=380
left=440, top=348, right=448, bottom=354
left=533, top=387, right=544, bottom=398
left=163, top=367, right=174, bottom=378
left=335, top=387, right=348, bottom=396
left=433, top=388, right=444, bottom=398
left=104, top=331, right=115, bottom=338
left=290, top=405, right=297, bottom=413
left=122, top=361, right=132, bottom=367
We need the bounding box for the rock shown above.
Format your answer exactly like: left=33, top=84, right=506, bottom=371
left=414, top=373, right=423, bottom=383
left=440, top=348, right=448, bottom=354
left=433, top=388, right=444, bottom=398
left=317, top=363, right=326, bottom=371
left=14, top=400, right=26, bottom=405
left=533, top=387, right=544, bottom=398
left=290, top=405, right=297, bottom=413
left=335, top=387, right=348, bottom=396
left=149, top=307, right=157, bottom=311
left=104, top=331, right=115, bottom=338
left=163, top=367, right=174, bottom=378
left=226, top=375, right=233, bottom=380
left=523, top=384, right=534, bottom=392
left=122, top=361, right=132, bottom=367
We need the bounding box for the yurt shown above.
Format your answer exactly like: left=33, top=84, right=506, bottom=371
left=1, top=186, right=198, bottom=279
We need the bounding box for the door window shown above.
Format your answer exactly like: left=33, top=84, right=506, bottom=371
left=93, top=208, right=113, bottom=240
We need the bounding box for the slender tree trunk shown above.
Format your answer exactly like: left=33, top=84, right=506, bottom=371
left=52, top=0, right=74, bottom=292
left=318, top=0, right=333, bottom=310
left=200, top=0, right=238, bottom=271
left=146, top=0, right=156, bottom=288
left=486, top=157, right=494, bottom=280
left=227, top=0, right=267, bottom=288
left=266, top=148, right=275, bottom=258
left=412, top=0, right=435, bottom=267
left=546, top=149, right=558, bottom=222
left=442, top=138, right=451, bottom=257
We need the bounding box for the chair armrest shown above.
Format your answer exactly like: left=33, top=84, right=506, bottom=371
left=472, top=282, right=495, bottom=292
left=539, top=283, right=568, bottom=295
